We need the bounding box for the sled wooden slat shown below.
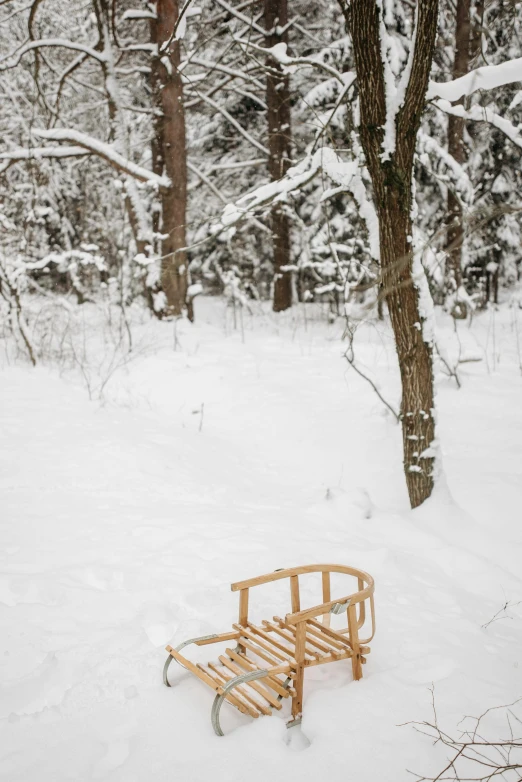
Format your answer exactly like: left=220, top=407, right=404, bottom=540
left=273, top=615, right=343, bottom=656
left=164, top=564, right=375, bottom=735
left=307, top=618, right=354, bottom=649
left=207, top=663, right=271, bottom=716
left=304, top=649, right=352, bottom=667
left=209, top=663, right=272, bottom=716
left=217, top=656, right=282, bottom=710
left=246, top=621, right=317, bottom=661
left=225, top=648, right=296, bottom=696
left=232, top=624, right=298, bottom=665
left=300, top=628, right=343, bottom=657
left=274, top=615, right=347, bottom=656
left=263, top=619, right=324, bottom=659
left=236, top=636, right=287, bottom=668
left=166, top=646, right=225, bottom=693
left=193, top=631, right=240, bottom=646
left=200, top=663, right=259, bottom=717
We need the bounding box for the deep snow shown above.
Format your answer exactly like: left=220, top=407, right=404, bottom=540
left=1, top=298, right=521, bottom=781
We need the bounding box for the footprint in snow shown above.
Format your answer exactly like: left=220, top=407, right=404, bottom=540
left=139, top=602, right=178, bottom=647
left=0, top=651, right=76, bottom=719
left=284, top=724, right=312, bottom=751
left=0, top=576, right=63, bottom=607
left=92, top=739, right=131, bottom=779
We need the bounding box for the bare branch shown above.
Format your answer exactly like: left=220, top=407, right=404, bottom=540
left=404, top=692, right=522, bottom=782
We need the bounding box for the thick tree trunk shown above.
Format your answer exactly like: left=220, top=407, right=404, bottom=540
left=345, top=0, right=439, bottom=508
left=446, top=0, right=472, bottom=301
left=264, top=0, right=292, bottom=312
left=151, top=0, right=191, bottom=320
left=379, top=203, right=437, bottom=507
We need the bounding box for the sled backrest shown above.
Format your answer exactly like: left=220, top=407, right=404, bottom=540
left=231, top=563, right=375, bottom=643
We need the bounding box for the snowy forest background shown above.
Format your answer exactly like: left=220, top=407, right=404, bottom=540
left=1, top=0, right=522, bottom=780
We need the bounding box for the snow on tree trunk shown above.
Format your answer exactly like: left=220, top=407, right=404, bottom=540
left=445, top=0, right=472, bottom=311
left=151, top=0, right=191, bottom=320
left=93, top=0, right=151, bottom=262
left=264, top=0, right=292, bottom=312
left=345, top=0, right=439, bottom=509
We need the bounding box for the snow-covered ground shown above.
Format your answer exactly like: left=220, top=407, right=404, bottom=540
left=1, top=298, right=521, bottom=781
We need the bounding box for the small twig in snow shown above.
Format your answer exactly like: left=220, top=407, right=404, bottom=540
left=434, top=343, right=461, bottom=388
left=343, top=317, right=399, bottom=422
left=482, top=599, right=522, bottom=629
left=401, top=687, right=522, bottom=782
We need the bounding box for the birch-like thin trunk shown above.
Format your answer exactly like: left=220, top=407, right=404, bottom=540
left=93, top=0, right=150, bottom=259
left=343, top=0, right=439, bottom=508
left=264, top=0, right=292, bottom=312
left=151, top=0, right=191, bottom=320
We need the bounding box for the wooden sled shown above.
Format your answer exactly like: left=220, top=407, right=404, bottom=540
left=163, top=564, right=375, bottom=735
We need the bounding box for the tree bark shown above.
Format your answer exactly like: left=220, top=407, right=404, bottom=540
left=345, top=0, right=439, bottom=508
left=264, top=0, right=292, bottom=312
left=445, top=0, right=472, bottom=302
left=151, top=0, right=191, bottom=320
left=93, top=0, right=150, bottom=260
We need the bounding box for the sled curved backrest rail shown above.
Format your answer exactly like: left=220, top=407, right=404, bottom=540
left=231, top=563, right=376, bottom=644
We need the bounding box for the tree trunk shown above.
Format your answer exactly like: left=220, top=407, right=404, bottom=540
left=151, top=0, right=191, bottom=320
left=379, top=202, right=437, bottom=508
left=264, top=0, right=292, bottom=312
left=93, top=0, right=150, bottom=262
left=445, top=0, right=472, bottom=303
left=470, top=0, right=484, bottom=64
left=344, top=0, right=439, bottom=508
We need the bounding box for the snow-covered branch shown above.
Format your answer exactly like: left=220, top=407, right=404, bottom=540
left=0, top=38, right=106, bottom=70
left=193, top=92, right=269, bottom=156
left=214, top=152, right=322, bottom=234
left=427, top=56, right=522, bottom=101
left=0, top=145, right=88, bottom=172
left=416, top=130, right=474, bottom=204
left=188, top=160, right=227, bottom=204
left=0, top=145, right=88, bottom=160
left=183, top=57, right=264, bottom=89
left=121, top=9, right=157, bottom=21
left=235, top=39, right=349, bottom=85
left=320, top=154, right=379, bottom=261
left=214, top=0, right=266, bottom=35
left=215, top=148, right=380, bottom=260
left=207, top=159, right=266, bottom=171
left=31, top=129, right=170, bottom=187
left=433, top=99, right=522, bottom=151
left=125, top=43, right=157, bottom=54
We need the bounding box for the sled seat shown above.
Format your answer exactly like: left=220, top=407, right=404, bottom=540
left=163, top=564, right=375, bottom=735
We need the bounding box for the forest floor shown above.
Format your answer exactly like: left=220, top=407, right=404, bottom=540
left=1, top=296, right=522, bottom=782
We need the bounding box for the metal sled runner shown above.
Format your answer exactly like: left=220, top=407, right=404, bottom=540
left=163, top=564, right=376, bottom=736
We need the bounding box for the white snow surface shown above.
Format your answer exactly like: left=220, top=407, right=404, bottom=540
left=1, top=298, right=522, bottom=781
